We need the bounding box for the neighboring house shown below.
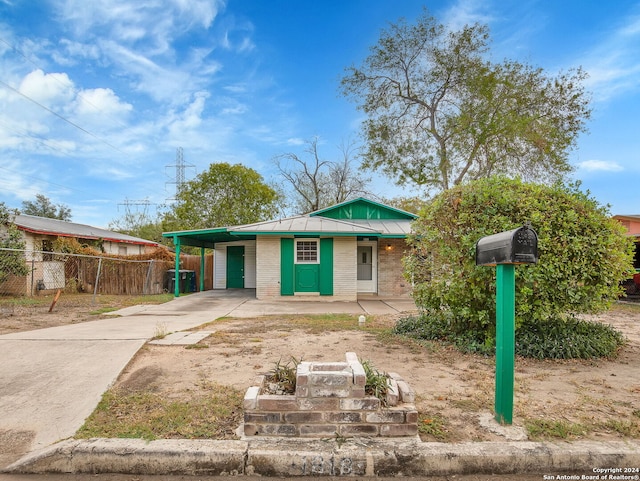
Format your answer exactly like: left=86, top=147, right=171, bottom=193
left=163, top=198, right=417, bottom=300
left=12, top=214, right=159, bottom=256
left=0, top=214, right=160, bottom=295
left=613, top=215, right=640, bottom=268
left=613, top=214, right=640, bottom=294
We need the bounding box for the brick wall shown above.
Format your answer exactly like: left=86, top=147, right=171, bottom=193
left=255, top=236, right=281, bottom=299
left=332, top=237, right=357, bottom=301
left=243, top=352, right=417, bottom=438
left=377, top=238, right=412, bottom=297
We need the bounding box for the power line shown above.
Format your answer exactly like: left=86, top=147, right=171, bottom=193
left=0, top=36, right=130, bottom=131
left=0, top=118, right=74, bottom=157
left=118, top=197, right=157, bottom=217
left=0, top=78, right=127, bottom=156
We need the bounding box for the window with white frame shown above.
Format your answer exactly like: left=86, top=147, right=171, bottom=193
left=295, top=239, right=319, bottom=263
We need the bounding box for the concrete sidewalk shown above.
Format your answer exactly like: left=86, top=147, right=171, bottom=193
left=0, top=290, right=415, bottom=469
left=0, top=290, right=254, bottom=467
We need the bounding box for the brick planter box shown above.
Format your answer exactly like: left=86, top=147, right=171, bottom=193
left=243, top=352, right=417, bottom=438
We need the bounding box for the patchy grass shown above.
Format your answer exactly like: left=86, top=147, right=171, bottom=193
left=525, top=419, right=587, bottom=440
left=418, top=413, right=448, bottom=440
left=0, top=292, right=173, bottom=310
left=77, top=383, right=243, bottom=441
left=89, top=307, right=120, bottom=315
left=201, top=313, right=393, bottom=334
left=75, top=305, right=640, bottom=443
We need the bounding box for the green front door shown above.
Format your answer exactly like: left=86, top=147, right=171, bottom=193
left=294, top=264, right=319, bottom=292
left=226, top=246, right=245, bottom=288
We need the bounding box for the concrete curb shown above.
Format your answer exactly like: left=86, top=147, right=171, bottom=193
left=5, top=437, right=640, bottom=476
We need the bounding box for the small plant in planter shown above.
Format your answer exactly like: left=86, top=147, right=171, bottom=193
left=360, top=358, right=389, bottom=405
left=264, top=356, right=301, bottom=394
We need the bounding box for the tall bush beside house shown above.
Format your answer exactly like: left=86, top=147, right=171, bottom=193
left=0, top=203, right=30, bottom=284
left=403, top=177, right=634, bottom=356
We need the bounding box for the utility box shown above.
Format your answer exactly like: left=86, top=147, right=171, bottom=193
left=475, top=224, right=538, bottom=267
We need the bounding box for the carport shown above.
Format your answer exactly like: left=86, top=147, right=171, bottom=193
left=162, top=227, right=255, bottom=297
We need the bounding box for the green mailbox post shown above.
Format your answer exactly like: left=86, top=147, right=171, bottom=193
left=476, top=224, right=538, bottom=424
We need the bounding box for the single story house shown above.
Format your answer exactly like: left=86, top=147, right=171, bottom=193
left=0, top=214, right=160, bottom=295
left=12, top=214, right=159, bottom=256
left=613, top=214, right=640, bottom=294
left=613, top=215, right=640, bottom=268
left=163, top=197, right=417, bottom=300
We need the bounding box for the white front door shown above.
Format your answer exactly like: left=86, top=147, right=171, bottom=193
left=357, top=241, right=377, bottom=293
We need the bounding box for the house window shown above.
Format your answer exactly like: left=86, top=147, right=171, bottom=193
left=295, top=239, right=319, bottom=263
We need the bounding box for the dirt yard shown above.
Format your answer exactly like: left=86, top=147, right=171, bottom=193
left=1, top=294, right=639, bottom=442
left=0, top=293, right=172, bottom=335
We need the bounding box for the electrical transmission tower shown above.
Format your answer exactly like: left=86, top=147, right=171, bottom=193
left=166, top=147, right=195, bottom=201
left=118, top=197, right=156, bottom=217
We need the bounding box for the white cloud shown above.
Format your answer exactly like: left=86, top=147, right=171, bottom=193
left=18, top=69, right=75, bottom=107
left=0, top=158, right=50, bottom=201
left=441, top=0, right=495, bottom=32
left=581, top=10, right=640, bottom=102
left=74, top=87, right=132, bottom=118
left=577, top=159, right=624, bottom=172
left=54, top=0, right=224, bottom=51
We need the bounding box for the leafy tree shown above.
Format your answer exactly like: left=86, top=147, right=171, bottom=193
left=405, top=177, right=635, bottom=348
left=21, top=194, right=72, bottom=221
left=0, top=202, right=29, bottom=283
left=109, top=208, right=166, bottom=244
left=380, top=196, right=426, bottom=215
left=163, top=162, right=282, bottom=231
left=341, top=11, right=591, bottom=194
left=273, top=137, right=370, bottom=214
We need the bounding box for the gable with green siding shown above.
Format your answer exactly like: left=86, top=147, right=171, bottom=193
left=310, top=198, right=416, bottom=221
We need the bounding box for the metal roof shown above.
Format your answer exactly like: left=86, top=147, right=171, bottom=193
left=229, top=215, right=383, bottom=236
left=162, top=198, right=416, bottom=248
left=348, top=219, right=413, bottom=237
left=14, top=214, right=158, bottom=246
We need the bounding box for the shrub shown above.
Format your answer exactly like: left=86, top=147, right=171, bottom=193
left=516, top=316, right=625, bottom=359
left=404, top=177, right=635, bottom=354
left=394, top=313, right=625, bottom=359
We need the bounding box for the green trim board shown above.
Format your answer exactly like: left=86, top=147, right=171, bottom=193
left=319, top=238, right=333, bottom=295
left=280, top=238, right=294, bottom=296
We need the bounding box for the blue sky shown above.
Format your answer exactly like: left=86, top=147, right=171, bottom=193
left=0, top=0, right=639, bottom=228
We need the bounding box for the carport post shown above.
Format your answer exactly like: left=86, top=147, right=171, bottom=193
left=174, top=236, right=181, bottom=297
left=200, top=247, right=205, bottom=292
left=495, top=264, right=515, bottom=425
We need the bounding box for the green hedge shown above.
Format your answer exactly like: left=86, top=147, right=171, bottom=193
left=393, top=312, right=625, bottom=359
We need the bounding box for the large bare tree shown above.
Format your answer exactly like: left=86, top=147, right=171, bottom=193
left=274, top=137, right=370, bottom=214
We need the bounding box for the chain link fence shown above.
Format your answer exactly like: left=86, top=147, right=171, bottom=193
left=0, top=248, right=173, bottom=297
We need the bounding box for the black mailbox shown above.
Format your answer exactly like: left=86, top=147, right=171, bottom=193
left=475, top=224, right=538, bottom=266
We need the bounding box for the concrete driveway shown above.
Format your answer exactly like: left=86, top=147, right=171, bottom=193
left=0, top=290, right=415, bottom=468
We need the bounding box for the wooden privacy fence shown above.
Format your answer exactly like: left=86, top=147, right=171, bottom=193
left=179, top=253, right=214, bottom=291
left=0, top=248, right=175, bottom=296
